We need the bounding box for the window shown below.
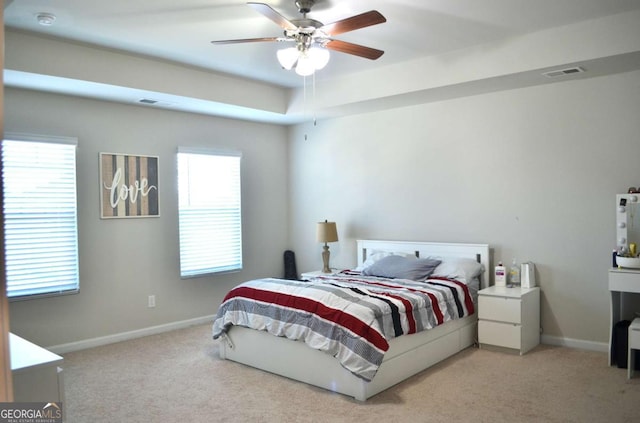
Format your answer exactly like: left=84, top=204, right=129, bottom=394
left=177, top=149, right=242, bottom=277
left=1, top=135, right=79, bottom=299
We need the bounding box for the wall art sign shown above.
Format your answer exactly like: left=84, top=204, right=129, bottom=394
left=99, top=152, right=159, bottom=218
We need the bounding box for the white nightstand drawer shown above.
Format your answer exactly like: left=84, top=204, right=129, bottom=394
left=478, top=295, right=522, bottom=324
left=609, top=269, right=640, bottom=294
left=479, top=320, right=521, bottom=350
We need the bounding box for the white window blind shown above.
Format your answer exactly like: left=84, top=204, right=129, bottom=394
left=2, top=136, right=80, bottom=299
left=177, top=149, right=242, bottom=277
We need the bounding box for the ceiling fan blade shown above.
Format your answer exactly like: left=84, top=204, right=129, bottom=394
left=320, top=10, right=386, bottom=36
left=247, top=2, right=298, bottom=30
left=325, top=39, right=384, bottom=60
left=211, top=37, right=284, bottom=45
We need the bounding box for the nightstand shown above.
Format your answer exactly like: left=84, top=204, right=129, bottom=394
left=478, top=285, right=540, bottom=354
left=300, top=269, right=342, bottom=280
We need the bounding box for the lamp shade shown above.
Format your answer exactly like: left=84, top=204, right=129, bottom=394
left=317, top=221, right=338, bottom=243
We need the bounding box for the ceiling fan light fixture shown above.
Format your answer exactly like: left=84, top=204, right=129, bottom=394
left=308, top=46, right=330, bottom=70
left=277, top=47, right=299, bottom=70
left=213, top=2, right=385, bottom=78
left=280, top=44, right=330, bottom=76
left=295, top=53, right=315, bottom=76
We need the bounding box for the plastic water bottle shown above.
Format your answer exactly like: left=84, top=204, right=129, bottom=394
left=509, top=258, right=520, bottom=286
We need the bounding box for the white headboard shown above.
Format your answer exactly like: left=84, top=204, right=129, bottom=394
left=356, top=239, right=491, bottom=289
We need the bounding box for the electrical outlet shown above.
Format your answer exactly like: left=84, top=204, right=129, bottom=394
left=148, top=295, right=156, bottom=308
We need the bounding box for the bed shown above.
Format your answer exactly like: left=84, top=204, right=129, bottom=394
left=212, top=239, right=490, bottom=401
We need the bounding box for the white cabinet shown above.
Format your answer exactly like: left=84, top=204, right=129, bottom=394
left=10, top=333, right=64, bottom=402
left=478, top=286, right=540, bottom=354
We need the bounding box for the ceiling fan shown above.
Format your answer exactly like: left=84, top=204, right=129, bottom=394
left=211, top=0, right=387, bottom=76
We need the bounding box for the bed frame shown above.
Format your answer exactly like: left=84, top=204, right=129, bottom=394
left=217, top=240, right=490, bottom=401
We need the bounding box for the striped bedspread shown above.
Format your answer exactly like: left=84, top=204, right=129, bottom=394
left=212, top=272, right=475, bottom=381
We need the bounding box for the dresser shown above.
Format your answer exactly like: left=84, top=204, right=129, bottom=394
left=478, top=286, right=540, bottom=354
left=10, top=333, right=64, bottom=402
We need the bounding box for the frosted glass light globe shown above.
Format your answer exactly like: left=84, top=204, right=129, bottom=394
left=277, top=47, right=298, bottom=70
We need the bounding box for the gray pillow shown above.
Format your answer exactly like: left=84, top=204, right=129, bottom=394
left=362, top=255, right=441, bottom=281
left=429, top=257, right=484, bottom=283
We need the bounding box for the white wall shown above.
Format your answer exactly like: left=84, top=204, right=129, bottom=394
left=5, top=88, right=290, bottom=347
left=289, top=70, right=640, bottom=347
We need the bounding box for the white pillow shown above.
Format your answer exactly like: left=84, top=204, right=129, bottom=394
left=354, top=250, right=416, bottom=271
left=430, top=256, right=484, bottom=284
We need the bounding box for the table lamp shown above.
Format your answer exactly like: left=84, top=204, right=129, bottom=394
left=316, top=220, right=338, bottom=273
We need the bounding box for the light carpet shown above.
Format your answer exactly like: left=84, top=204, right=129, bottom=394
left=62, top=323, right=639, bottom=422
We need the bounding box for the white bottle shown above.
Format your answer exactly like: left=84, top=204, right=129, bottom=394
left=509, top=258, right=520, bottom=286
left=495, top=262, right=506, bottom=287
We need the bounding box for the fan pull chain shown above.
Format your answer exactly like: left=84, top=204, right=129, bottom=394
left=312, top=71, right=317, bottom=127
left=303, top=75, right=308, bottom=140
left=302, top=73, right=319, bottom=141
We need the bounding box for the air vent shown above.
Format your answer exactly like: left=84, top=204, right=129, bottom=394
left=138, top=98, right=175, bottom=107
left=542, top=66, right=585, bottom=78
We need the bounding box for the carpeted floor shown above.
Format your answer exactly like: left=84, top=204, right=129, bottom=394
left=61, top=323, right=639, bottom=422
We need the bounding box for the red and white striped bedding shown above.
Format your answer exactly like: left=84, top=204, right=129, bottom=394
left=212, top=271, right=475, bottom=381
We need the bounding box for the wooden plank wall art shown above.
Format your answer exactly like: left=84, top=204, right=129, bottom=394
left=100, top=153, right=159, bottom=218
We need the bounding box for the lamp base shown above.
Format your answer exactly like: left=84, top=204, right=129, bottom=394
left=321, top=244, right=331, bottom=273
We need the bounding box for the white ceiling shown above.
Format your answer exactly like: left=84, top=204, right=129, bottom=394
left=6, top=0, right=640, bottom=89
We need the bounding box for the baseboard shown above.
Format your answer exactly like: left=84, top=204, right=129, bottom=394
left=47, top=314, right=216, bottom=355
left=541, top=334, right=608, bottom=353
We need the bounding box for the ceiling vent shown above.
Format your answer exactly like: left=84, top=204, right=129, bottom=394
left=138, top=98, right=175, bottom=107
left=542, top=66, right=585, bottom=78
